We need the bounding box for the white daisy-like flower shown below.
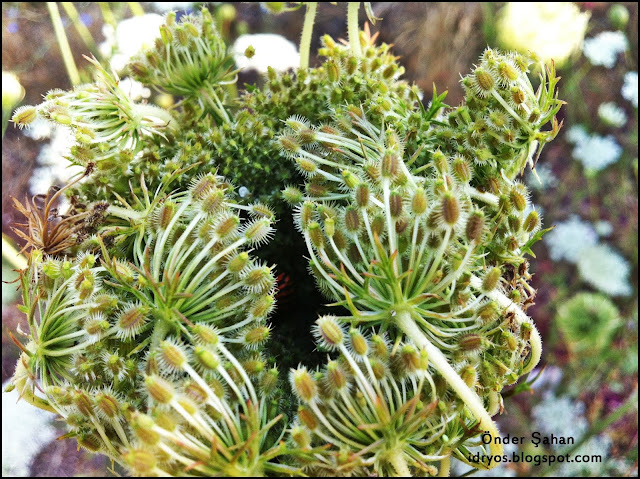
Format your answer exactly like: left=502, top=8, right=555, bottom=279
left=544, top=215, right=598, bottom=263
left=598, top=102, right=627, bottom=128
left=99, top=13, right=164, bottom=72
left=572, top=133, right=622, bottom=172
left=29, top=126, right=83, bottom=195
left=565, top=124, right=589, bottom=144
left=532, top=392, right=589, bottom=439
left=527, top=163, right=558, bottom=190
left=621, top=71, right=638, bottom=108
left=496, top=2, right=590, bottom=66
left=594, top=220, right=614, bottom=237
left=2, top=382, right=58, bottom=476
left=577, top=244, right=631, bottom=296
left=232, top=34, right=300, bottom=73
left=582, top=31, right=627, bottom=69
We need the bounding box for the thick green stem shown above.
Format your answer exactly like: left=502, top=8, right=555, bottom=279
left=299, top=2, right=318, bottom=69
left=347, top=2, right=362, bottom=57
left=387, top=449, right=411, bottom=477
left=438, top=456, right=450, bottom=476
left=47, top=2, right=81, bottom=86
left=396, top=310, right=503, bottom=468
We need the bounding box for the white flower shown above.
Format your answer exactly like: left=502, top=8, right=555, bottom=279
left=598, top=102, right=627, bottom=128
left=496, top=3, right=590, bottom=66
left=152, top=2, right=192, bottom=12
left=544, top=215, right=598, bottom=263
left=99, top=14, right=164, bottom=72
left=118, top=77, right=151, bottom=101
left=594, top=220, right=614, bottom=237
left=583, top=31, right=627, bottom=68
left=2, top=381, right=58, bottom=476
left=532, top=392, right=589, bottom=439
left=572, top=134, right=622, bottom=171
left=232, top=34, right=300, bottom=73
left=577, top=244, right=631, bottom=296
left=29, top=126, right=83, bottom=195
left=527, top=163, right=558, bottom=190
left=621, top=71, right=638, bottom=108
left=2, top=71, right=24, bottom=110
left=565, top=124, right=589, bottom=144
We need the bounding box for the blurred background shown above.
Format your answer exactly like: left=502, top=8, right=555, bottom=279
left=2, top=2, right=637, bottom=476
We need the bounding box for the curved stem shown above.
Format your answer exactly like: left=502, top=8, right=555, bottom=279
left=396, top=310, right=503, bottom=468
left=347, top=3, right=362, bottom=57
left=299, top=2, right=318, bottom=69
left=470, top=275, right=542, bottom=374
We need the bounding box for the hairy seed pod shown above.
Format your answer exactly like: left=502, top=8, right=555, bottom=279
left=245, top=325, right=270, bottom=347
left=344, top=207, right=361, bottom=234
left=308, top=221, right=325, bottom=250
left=194, top=346, right=220, bottom=370
left=441, top=193, right=460, bottom=226
left=124, top=449, right=157, bottom=476
left=474, top=67, right=495, bottom=92
left=282, top=186, right=303, bottom=205
left=326, top=360, right=348, bottom=391
left=131, top=412, right=160, bottom=445
left=381, top=152, right=399, bottom=178
left=459, top=334, right=483, bottom=352
left=452, top=156, right=472, bottom=183
left=298, top=405, right=318, bottom=430
left=509, top=187, right=528, bottom=212
left=411, top=187, right=428, bottom=215
left=145, top=375, right=174, bottom=404
left=160, top=340, right=187, bottom=371
left=315, top=316, right=344, bottom=349
left=466, top=210, right=485, bottom=243
left=291, top=368, right=317, bottom=402
left=432, top=150, right=448, bottom=173
left=389, top=192, right=403, bottom=218
left=482, top=267, right=502, bottom=292
left=350, top=329, right=368, bottom=356
left=324, top=217, right=335, bottom=237
left=523, top=210, right=541, bottom=233
left=478, top=301, right=500, bottom=323
left=228, top=252, right=250, bottom=273
left=355, top=184, right=370, bottom=208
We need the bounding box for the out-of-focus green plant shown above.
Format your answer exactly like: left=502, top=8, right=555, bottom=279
left=7, top=3, right=565, bottom=476
left=556, top=292, right=621, bottom=354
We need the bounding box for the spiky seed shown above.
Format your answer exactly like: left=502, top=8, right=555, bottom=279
left=351, top=186, right=369, bottom=212
left=441, top=193, right=460, bottom=226
left=291, top=368, right=317, bottom=402
left=466, top=211, right=485, bottom=243
left=124, top=449, right=157, bottom=476
left=315, top=316, right=344, bottom=349
left=228, top=252, right=249, bottom=274
left=389, top=192, right=403, bottom=218
left=145, top=375, right=174, bottom=403
left=298, top=405, right=318, bottom=430
left=482, top=267, right=502, bottom=292
left=411, top=187, right=428, bottom=215
left=350, top=329, right=368, bottom=356
left=523, top=210, right=541, bottom=233
left=344, top=207, right=360, bottom=234
left=308, top=222, right=325, bottom=249
left=195, top=346, right=220, bottom=370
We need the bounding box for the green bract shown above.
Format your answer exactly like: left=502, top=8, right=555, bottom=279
left=9, top=4, right=562, bottom=477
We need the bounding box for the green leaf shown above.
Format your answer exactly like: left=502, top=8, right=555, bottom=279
left=521, top=226, right=554, bottom=258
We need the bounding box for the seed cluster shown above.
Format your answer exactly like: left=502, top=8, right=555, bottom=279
left=9, top=6, right=562, bottom=477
